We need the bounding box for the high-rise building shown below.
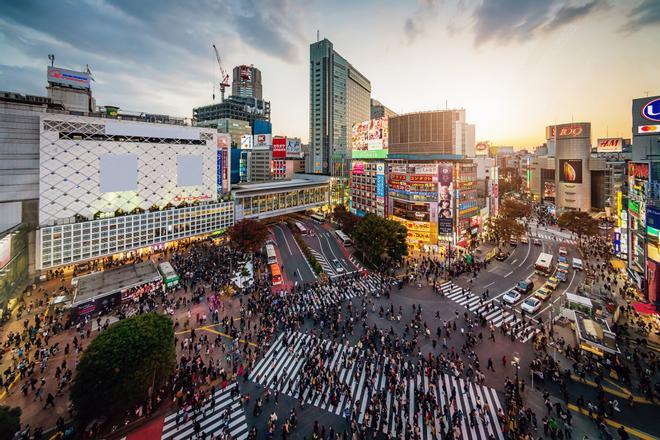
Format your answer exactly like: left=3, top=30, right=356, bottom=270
left=193, top=95, right=270, bottom=127
left=232, top=65, right=262, bottom=100
left=309, top=38, right=371, bottom=178
left=370, top=99, right=396, bottom=119
left=388, top=110, right=475, bottom=157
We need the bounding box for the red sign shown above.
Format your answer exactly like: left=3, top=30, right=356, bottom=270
left=390, top=173, right=407, bottom=181
left=410, top=175, right=433, bottom=182
left=557, top=125, right=584, bottom=138
left=628, top=162, right=649, bottom=180
left=272, top=137, right=286, bottom=159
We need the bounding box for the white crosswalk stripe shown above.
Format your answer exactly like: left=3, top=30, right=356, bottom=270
left=250, top=332, right=505, bottom=440
left=157, top=383, right=248, bottom=440
left=274, top=275, right=396, bottom=316
left=309, top=249, right=335, bottom=274
left=439, top=282, right=541, bottom=343
left=530, top=233, right=577, bottom=245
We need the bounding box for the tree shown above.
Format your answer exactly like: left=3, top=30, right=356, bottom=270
left=488, top=216, right=526, bottom=245
left=557, top=210, right=599, bottom=239
left=70, top=313, right=176, bottom=424
left=228, top=218, right=269, bottom=253
left=332, top=205, right=360, bottom=235
left=500, top=199, right=532, bottom=220
left=352, top=215, right=408, bottom=267
left=0, top=406, right=21, bottom=440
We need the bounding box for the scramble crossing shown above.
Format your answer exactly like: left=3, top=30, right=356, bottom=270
left=250, top=331, right=505, bottom=440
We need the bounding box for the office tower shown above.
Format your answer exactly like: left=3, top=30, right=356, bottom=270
left=370, top=99, right=396, bottom=119
left=232, top=65, right=263, bottom=100
left=309, top=38, right=371, bottom=178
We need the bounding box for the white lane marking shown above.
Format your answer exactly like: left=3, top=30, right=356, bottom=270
left=511, top=259, right=518, bottom=265
left=484, top=282, right=495, bottom=288
left=519, top=238, right=532, bottom=267
left=274, top=225, right=293, bottom=255
left=503, top=271, right=513, bottom=278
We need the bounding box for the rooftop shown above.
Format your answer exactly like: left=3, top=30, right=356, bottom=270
left=72, top=261, right=162, bottom=306
left=232, top=174, right=330, bottom=195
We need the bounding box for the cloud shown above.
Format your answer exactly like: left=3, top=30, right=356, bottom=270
left=472, top=0, right=607, bottom=46
left=404, top=0, right=441, bottom=43
left=620, top=0, right=660, bottom=33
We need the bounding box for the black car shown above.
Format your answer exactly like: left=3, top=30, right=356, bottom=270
left=495, top=251, right=509, bottom=261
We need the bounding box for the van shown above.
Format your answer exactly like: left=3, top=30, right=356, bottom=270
left=572, top=258, right=583, bottom=271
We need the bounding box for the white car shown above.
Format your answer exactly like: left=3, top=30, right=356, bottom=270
left=521, top=297, right=542, bottom=314
left=332, top=259, right=344, bottom=273
left=502, top=289, right=522, bottom=305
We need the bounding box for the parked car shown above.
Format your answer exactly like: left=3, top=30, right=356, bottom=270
left=521, top=297, right=542, bottom=314
left=332, top=259, right=344, bottom=273
left=502, top=289, right=522, bottom=304
left=546, top=277, right=560, bottom=290
left=515, top=279, right=534, bottom=294
left=534, top=287, right=552, bottom=302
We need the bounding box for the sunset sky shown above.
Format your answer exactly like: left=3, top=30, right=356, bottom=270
left=1, top=0, right=659, bottom=148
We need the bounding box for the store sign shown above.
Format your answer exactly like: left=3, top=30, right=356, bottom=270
left=410, top=175, right=434, bottom=182
left=173, top=194, right=212, bottom=203
left=438, top=218, right=453, bottom=234
left=240, top=134, right=253, bottom=150
left=376, top=163, right=385, bottom=198
left=272, top=137, right=286, bottom=158
left=642, top=98, right=660, bottom=122
left=628, top=199, right=640, bottom=215
left=596, top=138, right=623, bottom=153
left=475, top=142, right=489, bottom=156
left=638, top=124, right=660, bottom=134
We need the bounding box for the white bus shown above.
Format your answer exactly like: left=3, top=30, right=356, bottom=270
left=335, top=230, right=352, bottom=246
left=158, top=262, right=180, bottom=288
left=294, top=221, right=308, bottom=235
left=310, top=214, right=325, bottom=223
left=534, top=252, right=554, bottom=275
left=265, top=244, right=277, bottom=265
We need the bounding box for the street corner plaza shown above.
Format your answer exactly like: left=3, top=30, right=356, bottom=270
left=249, top=331, right=506, bottom=440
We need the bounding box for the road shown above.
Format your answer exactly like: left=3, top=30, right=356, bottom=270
left=270, top=223, right=317, bottom=285
left=298, top=217, right=360, bottom=277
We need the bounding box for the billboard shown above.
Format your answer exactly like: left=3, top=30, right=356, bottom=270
left=0, top=234, right=11, bottom=269
left=597, top=138, right=623, bottom=153
left=351, top=117, right=388, bottom=159
left=253, top=134, right=272, bottom=150
left=628, top=162, right=649, bottom=181
left=253, top=120, right=272, bottom=135
left=47, top=66, right=91, bottom=90
left=633, top=96, right=660, bottom=136
left=217, top=134, right=230, bottom=194
left=438, top=163, right=453, bottom=222
left=559, top=159, right=583, bottom=183
left=475, top=141, right=489, bottom=156
left=272, top=137, right=286, bottom=159
left=352, top=161, right=364, bottom=175
left=217, top=133, right=231, bottom=149
left=543, top=181, right=556, bottom=199
left=376, top=163, right=385, bottom=198
left=240, top=134, right=253, bottom=150
left=286, top=138, right=302, bottom=158
left=555, top=123, right=590, bottom=139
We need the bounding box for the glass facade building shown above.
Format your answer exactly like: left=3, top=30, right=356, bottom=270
left=38, top=202, right=234, bottom=269
left=0, top=224, right=29, bottom=310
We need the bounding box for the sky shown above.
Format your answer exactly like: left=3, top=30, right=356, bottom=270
left=1, top=0, right=659, bottom=148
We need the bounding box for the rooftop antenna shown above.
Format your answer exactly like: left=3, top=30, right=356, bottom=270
left=317, top=30, right=320, bottom=42
left=48, top=54, right=55, bottom=67
left=644, top=90, right=650, bottom=97
left=445, top=99, right=448, bottom=110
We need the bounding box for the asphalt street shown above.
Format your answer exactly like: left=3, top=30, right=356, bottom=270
left=270, top=223, right=318, bottom=285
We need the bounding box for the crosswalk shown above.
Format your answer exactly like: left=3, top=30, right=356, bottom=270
left=439, top=282, right=541, bottom=343
left=349, top=254, right=366, bottom=271
left=124, top=383, right=249, bottom=440
left=309, top=248, right=335, bottom=274
left=276, top=275, right=393, bottom=316
left=530, top=232, right=578, bottom=245
left=250, top=331, right=505, bottom=440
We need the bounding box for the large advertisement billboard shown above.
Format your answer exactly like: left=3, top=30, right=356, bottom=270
left=633, top=96, right=660, bottom=136
left=286, top=138, right=302, bottom=158
left=216, top=134, right=230, bottom=194
left=628, top=162, right=649, bottom=181
left=475, top=141, right=489, bottom=156
left=253, top=134, right=272, bottom=150
left=543, top=181, right=556, bottom=199
left=376, top=163, right=386, bottom=198
left=240, top=134, right=253, bottom=150
left=597, top=138, right=623, bottom=153
left=438, top=163, right=453, bottom=234
left=47, top=66, right=91, bottom=90
left=272, top=137, right=286, bottom=159
left=351, top=117, right=388, bottom=159
left=559, top=159, right=583, bottom=183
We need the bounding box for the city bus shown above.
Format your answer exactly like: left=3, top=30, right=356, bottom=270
left=310, top=214, right=325, bottom=223
left=270, top=263, right=282, bottom=286
left=534, top=252, right=554, bottom=276
left=158, top=261, right=180, bottom=288
left=294, top=221, right=308, bottom=235
left=335, top=230, right=352, bottom=246
left=265, top=244, right=277, bottom=265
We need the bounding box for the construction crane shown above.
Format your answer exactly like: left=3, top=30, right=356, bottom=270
left=212, top=44, right=230, bottom=102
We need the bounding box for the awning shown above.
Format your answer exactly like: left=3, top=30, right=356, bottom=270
left=566, top=292, right=593, bottom=308
left=631, top=301, right=658, bottom=315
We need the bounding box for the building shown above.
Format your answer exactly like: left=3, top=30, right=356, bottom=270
left=194, top=118, right=250, bottom=147
left=388, top=110, right=475, bottom=157
left=471, top=156, right=499, bottom=220
left=193, top=95, right=270, bottom=127
left=349, top=117, right=389, bottom=217
left=231, top=65, right=262, bottom=100
left=309, top=38, right=371, bottom=181
left=627, top=95, right=660, bottom=303
left=370, top=99, right=396, bottom=119
left=0, top=224, right=29, bottom=312
left=232, top=174, right=330, bottom=220
left=46, top=65, right=95, bottom=113
left=36, top=113, right=234, bottom=270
